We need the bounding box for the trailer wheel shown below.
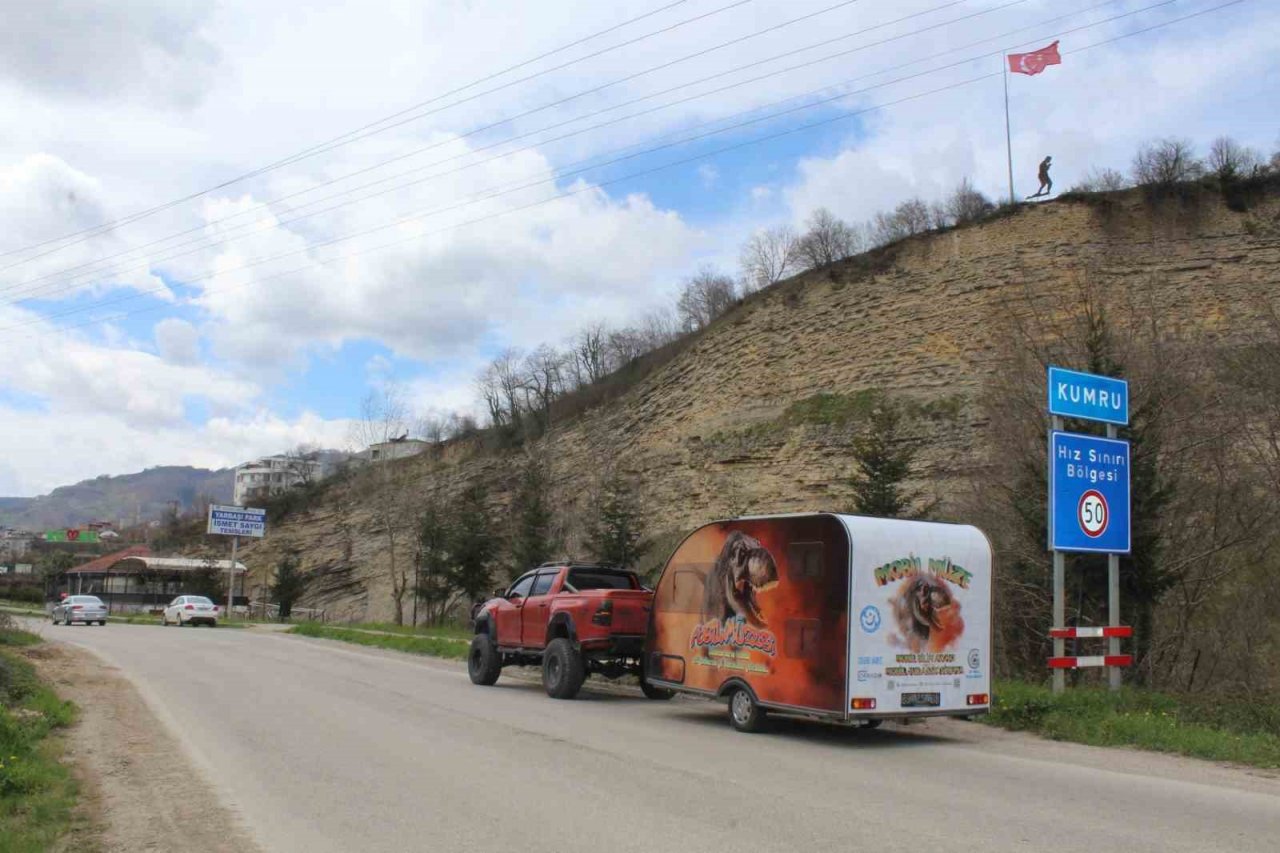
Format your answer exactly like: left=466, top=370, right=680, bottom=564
left=468, top=635, right=502, bottom=686
left=727, top=687, right=768, bottom=733
left=543, top=638, right=586, bottom=699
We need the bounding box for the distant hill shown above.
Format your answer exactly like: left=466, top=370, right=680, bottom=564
left=0, top=466, right=234, bottom=530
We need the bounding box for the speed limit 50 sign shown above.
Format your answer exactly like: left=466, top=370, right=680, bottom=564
left=1049, top=431, right=1131, bottom=553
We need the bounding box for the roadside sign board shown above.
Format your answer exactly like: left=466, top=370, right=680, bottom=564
left=1047, top=366, right=1129, bottom=425
left=44, top=528, right=99, bottom=543
left=1049, top=431, right=1131, bottom=553
left=207, top=505, right=266, bottom=538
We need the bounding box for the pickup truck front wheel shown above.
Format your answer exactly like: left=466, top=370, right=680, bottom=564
left=542, top=638, right=586, bottom=699
left=468, top=635, right=502, bottom=686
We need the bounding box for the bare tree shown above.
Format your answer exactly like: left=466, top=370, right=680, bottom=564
left=1207, top=136, right=1263, bottom=180
left=1070, top=167, right=1129, bottom=193
left=282, top=443, right=321, bottom=487
left=677, top=265, right=738, bottom=332
left=523, top=344, right=565, bottom=431
left=872, top=197, right=932, bottom=245
left=476, top=349, right=528, bottom=430
left=1132, top=137, right=1204, bottom=187
left=350, top=385, right=415, bottom=624
left=571, top=323, right=609, bottom=387
left=605, top=327, right=647, bottom=369
left=795, top=208, right=861, bottom=269
left=740, top=225, right=800, bottom=292
left=944, top=178, right=994, bottom=226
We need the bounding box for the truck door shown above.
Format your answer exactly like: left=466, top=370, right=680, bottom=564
left=521, top=571, right=559, bottom=648
left=496, top=573, right=535, bottom=646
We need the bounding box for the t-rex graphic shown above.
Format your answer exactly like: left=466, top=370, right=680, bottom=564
left=702, top=531, right=779, bottom=628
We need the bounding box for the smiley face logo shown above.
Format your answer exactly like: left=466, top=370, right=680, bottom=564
left=859, top=605, right=881, bottom=634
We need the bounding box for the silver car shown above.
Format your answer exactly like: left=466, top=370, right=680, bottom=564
left=51, top=595, right=108, bottom=626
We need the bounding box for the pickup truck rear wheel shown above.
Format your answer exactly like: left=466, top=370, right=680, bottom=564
left=542, top=638, right=586, bottom=699
left=728, top=687, right=768, bottom=733
left=468, top=635, right=502, bottom=686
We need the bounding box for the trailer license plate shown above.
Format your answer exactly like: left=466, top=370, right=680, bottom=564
left=901, top=692, right=940, bottom=708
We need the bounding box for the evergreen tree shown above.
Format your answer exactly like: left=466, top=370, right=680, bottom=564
left=448, top=485, right=495, bottom=603
left=847, top=399, right=925, bottom=518
left=587, top=470, right=647, bottom=571
left=509, top=454, right=557, bottom=572
left=270, top=553, right=308, bottom=622
left=413, top=494, right=455, bottom=624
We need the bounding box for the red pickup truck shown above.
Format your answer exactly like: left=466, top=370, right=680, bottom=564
left=469, top=562, right=668, bottom=700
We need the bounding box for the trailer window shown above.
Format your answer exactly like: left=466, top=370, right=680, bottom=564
left=787, top=542, right=825, bottom=580
left=658, top=564, right=711, bottom=614
left=784, top=619, right=822, bottom=659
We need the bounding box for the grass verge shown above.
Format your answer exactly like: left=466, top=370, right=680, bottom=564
left=0, top=621, right=80, bottom=852
left=339, top=621, right=472, bottom=640
left=982, top=680, right=1280, bottom=768
left=288, top=623, right=469, bottom=660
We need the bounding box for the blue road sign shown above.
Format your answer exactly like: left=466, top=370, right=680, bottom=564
left=207, top=505, right=266, bottom=538
left=1047, top=366, right=1129, bottom=425
left=1049, top=431, right=1131, bottom=553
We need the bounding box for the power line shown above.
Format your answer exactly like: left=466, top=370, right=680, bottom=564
left=8, top=0, right=1006, bottom=301
left=8, top=0, right=1195, bottom=308
left=2, top=0, right=872, bottom=271
left=0, top=0, right=730, bottom=265
left=2, top=0, right=1246, bottom=340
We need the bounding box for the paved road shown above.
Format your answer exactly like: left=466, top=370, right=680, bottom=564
left=35, top=621, right=1280, bottom=853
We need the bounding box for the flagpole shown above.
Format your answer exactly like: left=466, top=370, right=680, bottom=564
left=1003, top=52, right=1015, bottom=205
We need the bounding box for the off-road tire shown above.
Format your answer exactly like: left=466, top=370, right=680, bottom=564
left=728, top=687, right=768, bottom=733
left=542, top=638, right=586, bottom=699
left=467, top=634, right=502, bottom=686
left=640, top=677, right=675, bottom=701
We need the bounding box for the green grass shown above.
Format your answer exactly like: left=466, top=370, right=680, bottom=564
left=0, top=630, right=80, bottom=853
left=339, top=621, right=472, bottom=640
left=288, top=623, right=469, bottom=660
left=982, top=680, right=1280, bottom=768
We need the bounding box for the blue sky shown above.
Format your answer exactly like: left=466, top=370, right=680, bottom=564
left=0, top=0, right=1276, bottom=495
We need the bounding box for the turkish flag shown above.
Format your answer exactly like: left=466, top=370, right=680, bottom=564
left=1008, top=41, right=1061, bottom=76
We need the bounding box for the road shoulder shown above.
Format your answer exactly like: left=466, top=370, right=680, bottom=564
left=31, top=641, right=261, bottom=853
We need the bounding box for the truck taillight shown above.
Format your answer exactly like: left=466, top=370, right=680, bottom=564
left=851, top=698, right=876, bottom=710
left=591, top=600, right=613, bottom=626
left=966, top=693, right=990, bottom=706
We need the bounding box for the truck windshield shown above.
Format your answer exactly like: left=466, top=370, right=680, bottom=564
left=565, top=570, right=637, bottom=591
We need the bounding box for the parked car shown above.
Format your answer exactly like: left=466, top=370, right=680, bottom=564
left=162, top=595, right=220, bottom=627
left=51, top=595, right=108, bottom=626
left=645, top=513, right=993, bottom=732
left=469, top=562, right=655, bottom=699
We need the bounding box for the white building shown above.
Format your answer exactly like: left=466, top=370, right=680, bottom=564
left=232, top=455, right=323, bottom=505
left=365, top=436, right=429, bottom=463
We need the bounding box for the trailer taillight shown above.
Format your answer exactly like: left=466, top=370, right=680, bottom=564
left=850, top=698, right=877, bottom=710
left=966, top=693, right=990, bottom=706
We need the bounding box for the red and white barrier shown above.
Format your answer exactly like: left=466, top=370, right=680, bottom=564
left=1048, top=655, right=1133, bottom=669
left=1049, top=626, right=1133, bottom=639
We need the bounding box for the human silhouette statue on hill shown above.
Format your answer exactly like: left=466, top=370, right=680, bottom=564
left=1028, top=156, right=1053, bottom=199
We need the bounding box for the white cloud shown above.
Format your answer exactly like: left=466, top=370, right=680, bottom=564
left=154, top=317, right=200, bottom=365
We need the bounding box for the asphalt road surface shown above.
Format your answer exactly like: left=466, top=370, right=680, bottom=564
left=37, top=622, right=1280, bottom=853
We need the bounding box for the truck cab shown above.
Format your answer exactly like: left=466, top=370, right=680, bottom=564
left=469, top=562, right=656, bottom=699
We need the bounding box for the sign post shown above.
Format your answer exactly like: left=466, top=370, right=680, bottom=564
left=207, top=505, right=266, bottom=621
left=1046, top=367, right=1131, bottom=694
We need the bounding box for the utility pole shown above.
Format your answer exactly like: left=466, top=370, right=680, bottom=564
left=1003, top=52, right=1015, bottom=205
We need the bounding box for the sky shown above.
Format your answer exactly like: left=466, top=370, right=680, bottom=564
left=0, top=0, right=1276, bottom=496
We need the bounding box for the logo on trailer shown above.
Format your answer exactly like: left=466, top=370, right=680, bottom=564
left=1077, top=489, right=1109, bottom=538
left=967, top=648, right=981, bottom=671
left=859, top=605, right=881, bottom=634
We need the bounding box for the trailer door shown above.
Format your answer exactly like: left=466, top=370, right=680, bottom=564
left=842, top=518, right=992, bottom=717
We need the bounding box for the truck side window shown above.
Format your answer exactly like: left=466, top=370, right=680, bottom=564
left=507, top=575, right=535, bottom=599
left=530, top=573, right=556, bottom=596
left=787, top=542, right=825, bottom=580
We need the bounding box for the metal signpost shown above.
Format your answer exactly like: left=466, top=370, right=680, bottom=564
left=1046, top=367, right=1132, bottom=693
left=207, top=505, right=266, bottom=620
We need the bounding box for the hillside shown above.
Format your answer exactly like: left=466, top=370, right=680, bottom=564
left=0, top=466, right=234, bottom=530
left=245, top=182, right=1280, bottom=628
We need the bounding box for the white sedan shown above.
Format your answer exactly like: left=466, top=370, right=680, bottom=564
left=162, top=595, right=220, bottom=627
